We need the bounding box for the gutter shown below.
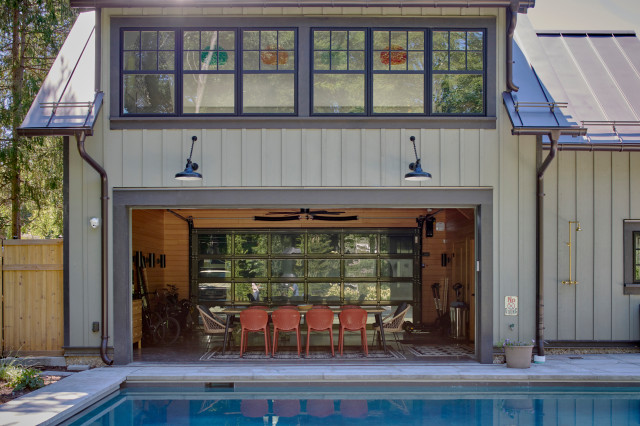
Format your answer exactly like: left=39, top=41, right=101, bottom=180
left=76, top=131, right=113, bottom=366
left=506, top=0, right=519, bottom=92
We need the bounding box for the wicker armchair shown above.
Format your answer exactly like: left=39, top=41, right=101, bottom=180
left=197, top=305, right=228, bottom=352
left=371, top=304, right=410, bottom=352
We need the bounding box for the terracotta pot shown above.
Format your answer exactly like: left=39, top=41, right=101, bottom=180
left=504, top=345, right=533, bottom=368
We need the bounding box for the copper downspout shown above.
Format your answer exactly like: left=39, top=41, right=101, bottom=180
left=76, top=131, right=113, bottom=366
left=506, top=0, right=519, bottom=92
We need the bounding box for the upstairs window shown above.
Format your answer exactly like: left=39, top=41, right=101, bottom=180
left=635, top=231, right=640, bottom=283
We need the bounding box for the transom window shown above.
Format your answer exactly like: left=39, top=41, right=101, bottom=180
left=634, top=231, right=640, bottom=283
left=192, top=228, right=417, bottom=306
left=120, top=26, right=485, bottom=117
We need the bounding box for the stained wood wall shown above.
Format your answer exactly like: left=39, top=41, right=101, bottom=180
left=1, top=240, right=63, bottom=355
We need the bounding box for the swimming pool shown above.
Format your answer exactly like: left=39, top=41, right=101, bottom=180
left=63, top=384, right=640, bottom=425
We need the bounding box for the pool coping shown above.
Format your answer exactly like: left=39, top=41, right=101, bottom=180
left=2, top=353, right=640, bottom=425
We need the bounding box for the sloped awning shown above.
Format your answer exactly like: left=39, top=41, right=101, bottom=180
left=506, top=15, right=640, bottom=148
left=17, top=12, right=101, bottom=137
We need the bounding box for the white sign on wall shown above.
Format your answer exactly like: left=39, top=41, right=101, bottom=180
left=505, top=296, right=518, bottom=316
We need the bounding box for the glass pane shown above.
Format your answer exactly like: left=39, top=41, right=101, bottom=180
left=243, top=31, right=259, bottom=50
left=272, top=233, right=304, bottom=254
left=236, top=282, right=264, bottom=302
left=308, top=259, right=341, bottom=277
left=344, top=283, right=376, bottom=302
left=123, top=31, right=140, bottom=50
left=198, top=259, right=231, bottom=278
left=313, top=74, right=365, bottom=114
left=373, top=51, right=388, bottom=71
left=432, top=74, right=483, bottom=114
left=349, top=31, right=365, bottom=50
left=218, top=51, right=235, bottom=71
left=272, top=282, right=304, bottom=302
left=636, top=266, right=640, bottom=282
left=183, top=74, right=235, bottom=114
left=278, top=30, right=295, bottom=50
left=345, top=259, right=376, bottom=277
left=373, top=74, right=424, bottom=114
left=349, top=51, right=365, bottom=70
left=432, top=31, right=449, bottom=51
left=271, top=259, right=305, bottom=277
left=408, top=52, right=424, bottom=71
left=468, top=52, right=483, bottom=71
left=381, top=259, right=413, bottom=277
left=122, top=74, right=175, bottom=114
left=432, top=51, right=448, bottom=70
left=331, top=51, right=348, bottom=70
left=308, top=282, right=340, bottom=302
left=450, top=51, right=466, bottom=70
left=373, top=31, right=389, bottom=50
left=158, top=31, right=174, bottom=50
left=219, top=31, right=235, bottom=50
left=234, top=234, right=268, bottom=254
left=308, top=233, right=341, bottom=254
left=468, top=31, right=483, bottom=50
left=331, top=31, right=348, bottom=50
left=344, top=234, right=377, bottom=254
left=408, top=31, right=424, bottom=50
left=242, top=74, right=295, bottom=114
left=183, top=52, right=199, bottom=71
left=261, top=30, right=278, bottom=49
left=380, top=235, right=414, bottom=254
left=199, top=283, right=230, bottom=302
left=158, top=52, right=174, bottom=71
left=279, top=51, right=295, bottom=70
left=123, top=52, right=140, bottom=70
left=243, top=51, right=259, bottom=70
left=451, top=31, right=466, bottom=50
left=183, top=31, right=199, bottom=50
left=390, top=31, right=407, bottom=49
left=380, top=283, right=413, bottom=301
left=201, top=31, right=219, bottom=50
left=200, top=49, right=228, bottom=70
left=235, top=259, right=268, bottom=278
left=314, top=31, right=331, bottom=50
left=635, top=232, right=640, bottom=248
left=259, top=50, right=291, bottom=69
left=314, top=51, right=330, bottom=70
left=141, top=31, right=157, bottom=50
left=199, top=234, right=232, bottom=255
left=140, top=52, right=157, bottom=70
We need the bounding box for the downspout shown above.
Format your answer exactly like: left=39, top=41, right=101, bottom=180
left=535, top=130, right=558, bottom=361
left=76, top=131, right=113, bottom=366
left=506, top=0, right=519, bottom=92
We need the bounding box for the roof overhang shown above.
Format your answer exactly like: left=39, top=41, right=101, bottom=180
left=70, top=0, right=535, bottom=12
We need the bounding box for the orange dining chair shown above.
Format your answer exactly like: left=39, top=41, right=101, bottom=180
left=273, top=400, right=301, bottom=417
left=240, top=399, right=269, bottom=418
left=340, top=400, right=368, bottom=419
left=338, top=307, right=368, bottom=356
left=272, top=307, right=302, bottom=356
left=307, top=399, right=335, bottom=418
left=239, top=308, right=270, bottom=356
left=305, top=307, right=335, bottom=357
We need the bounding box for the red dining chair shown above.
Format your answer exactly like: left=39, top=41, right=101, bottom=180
left=340, top=400, right=368, bottom=419
left=338, top=307, right=368, bottom=356
left=273, top=400, right=301, bottom=417
left=307, top=399, right=335, bottom=418
left=272, top=307, right=302, bottom=356
left=305, top=307, right=335, bottom=357
left=240, top=399, right=269, bottom=418
left=239, top=308, right=270, bottom=356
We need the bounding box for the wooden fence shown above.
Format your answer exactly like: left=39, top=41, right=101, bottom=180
left=1, top=239, right=64, bottom=356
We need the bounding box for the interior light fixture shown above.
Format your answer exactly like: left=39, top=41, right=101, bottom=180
left=175, top=136, right=202, bottom=181
left=404, top=135, right=432, bottom=181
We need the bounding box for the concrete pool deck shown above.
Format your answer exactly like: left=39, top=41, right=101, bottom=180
left=2, top=353, right=640, bottom=425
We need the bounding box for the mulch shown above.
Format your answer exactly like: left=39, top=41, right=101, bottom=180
left=0, top=369, right=66, bottom=405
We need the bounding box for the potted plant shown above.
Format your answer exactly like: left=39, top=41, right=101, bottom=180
left=501, top=339, right=535, bottom=368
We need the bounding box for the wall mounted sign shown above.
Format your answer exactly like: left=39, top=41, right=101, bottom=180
left=505, top=296, right=518, bottom=316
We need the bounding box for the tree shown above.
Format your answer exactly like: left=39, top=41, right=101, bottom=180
left=0, top=0, right=75, bottom=238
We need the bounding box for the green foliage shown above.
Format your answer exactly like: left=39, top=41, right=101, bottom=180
left=0, top=358, right=44, bottom=391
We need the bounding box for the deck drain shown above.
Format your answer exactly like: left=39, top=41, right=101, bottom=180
left=568, top=356, right=583, bottom=359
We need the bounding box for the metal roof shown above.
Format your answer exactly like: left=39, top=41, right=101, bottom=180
left=506, top=15, right=640, bottom=145
left=18, top=12, right=101, bottom=137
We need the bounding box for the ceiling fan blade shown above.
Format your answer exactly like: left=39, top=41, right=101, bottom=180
left=311, top=215, right=358, bottom=221
left=309, top=210, right=344, bottom=215
left=265, top=211, right=299, bottom=215
left=254, top=215, right=300, bottom=221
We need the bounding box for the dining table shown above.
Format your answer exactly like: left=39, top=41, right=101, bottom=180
left=220, top=306, right=388, bottom=355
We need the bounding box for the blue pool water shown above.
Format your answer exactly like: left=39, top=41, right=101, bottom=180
left=64, top=385, right=640, bottom=425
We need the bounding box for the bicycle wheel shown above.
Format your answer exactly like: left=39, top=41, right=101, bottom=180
left=147, top=312, right=164, bottom=344
left=159, top=316, right=181, bottom=345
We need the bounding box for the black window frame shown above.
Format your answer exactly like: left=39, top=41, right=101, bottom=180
left=623, top=220, right=640, bottom=294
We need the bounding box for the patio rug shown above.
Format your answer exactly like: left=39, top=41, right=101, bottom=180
left=404, top=344, right=474, bottom=357
left=200, top=347, right=404, bottom=361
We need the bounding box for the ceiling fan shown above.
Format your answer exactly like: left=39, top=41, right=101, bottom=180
left=254, top=208, right=358, bottom=222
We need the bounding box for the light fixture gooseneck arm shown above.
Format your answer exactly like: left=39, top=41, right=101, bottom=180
left=410, top=136, right=421, bottom=166
left=186, top=136, right=197, bottom=167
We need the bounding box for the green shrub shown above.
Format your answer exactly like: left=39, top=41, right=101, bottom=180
left=11, top=367, right=44, bottom=391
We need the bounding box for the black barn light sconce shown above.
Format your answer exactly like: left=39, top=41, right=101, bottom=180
left=404, top=135, right=432, bottom=181
left=175, top=136, right=202, bottom=181
left=159, top=254, right=166, bottom=268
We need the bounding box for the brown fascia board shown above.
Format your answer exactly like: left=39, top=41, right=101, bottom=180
left=70, top=0, right=535, bottom=12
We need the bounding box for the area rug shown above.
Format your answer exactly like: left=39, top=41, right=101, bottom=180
left=200, top=347, right=404, bottom=361
left=404, top=344, right=474, bottom=357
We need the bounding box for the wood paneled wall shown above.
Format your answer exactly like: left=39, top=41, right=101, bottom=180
left=132, top=210, right=165, bottom=295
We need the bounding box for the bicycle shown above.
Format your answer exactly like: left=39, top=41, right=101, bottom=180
left=154, top=289, right=181, bottom=345
left=141, top=290, right=181, bottom=345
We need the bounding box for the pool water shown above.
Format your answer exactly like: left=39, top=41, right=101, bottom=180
left=64, top=385, right=640, bottom=425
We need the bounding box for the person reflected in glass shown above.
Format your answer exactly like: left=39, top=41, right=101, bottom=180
left=251, top=282, right=261, bottom=302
